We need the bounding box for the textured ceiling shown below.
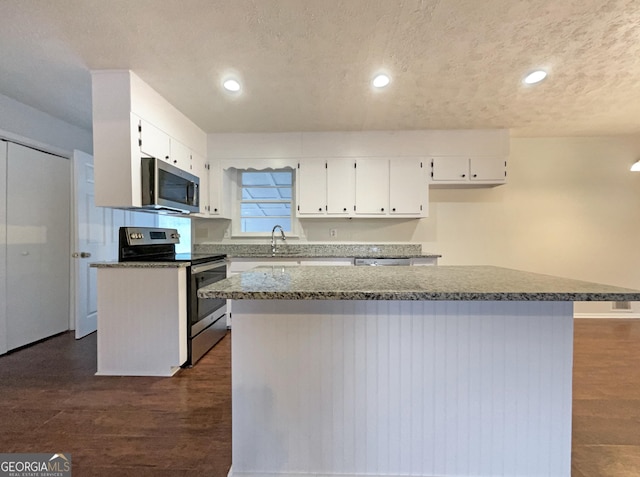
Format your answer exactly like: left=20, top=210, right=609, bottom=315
left=1, top=0, right=640, bottom=136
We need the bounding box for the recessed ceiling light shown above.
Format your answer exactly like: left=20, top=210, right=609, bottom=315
left=523, top=70, right=547, bottom=85
left=223, top=78, right=241, bottom=92
left=372, top=74, right=391, bottom=88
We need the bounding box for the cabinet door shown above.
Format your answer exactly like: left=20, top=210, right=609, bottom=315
left=326, top=158, right=354, bottom=215
left=170, top=139, right=192, bottom=171
left=191, top=153, right=210, bottom=217
left=389, top=158, right=425, bottom=215
left=431, top=156, right=469, bottom=181
left=139, top=119, right=171, bottom=162
left=354, top=158, right=389, bottom=215
left=208, top=161, right=224, bottom=216
left=296, top=159, right=327, bottom=215
left=470, top=157, right=506, bottom=182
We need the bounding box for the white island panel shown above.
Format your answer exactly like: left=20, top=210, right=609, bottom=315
left=231, top=299, right=573, bottom=477
left=96, top=267, right=187, bottom=377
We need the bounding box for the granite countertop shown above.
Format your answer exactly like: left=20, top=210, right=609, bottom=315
left=90, top=261, right=190, bottom=269
left=197, top=265, right=640, bottom=301
left=194, top=243, right=441, bottom=259
left=226, top=253, right=440, bottom=259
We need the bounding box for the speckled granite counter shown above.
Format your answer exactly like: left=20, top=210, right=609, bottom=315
left=194, top=242, right=440, bottom=259
left=199, top=265, right=640, bottom=301
left=91, top=261, right=190, bottom=268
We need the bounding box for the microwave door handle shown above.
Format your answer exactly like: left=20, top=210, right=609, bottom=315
left=188, top=182, right=198, bottom=206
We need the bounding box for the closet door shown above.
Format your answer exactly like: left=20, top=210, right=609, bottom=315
left=0, top=141, right=7, bottom=355
left=7, top=143, right=70, bottom=350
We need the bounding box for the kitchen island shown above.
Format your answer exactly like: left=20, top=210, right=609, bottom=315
left=199, top=266, right=640, bottom=477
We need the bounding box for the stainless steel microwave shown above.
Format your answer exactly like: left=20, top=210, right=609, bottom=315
left=141, top=157, right=200, bottom=214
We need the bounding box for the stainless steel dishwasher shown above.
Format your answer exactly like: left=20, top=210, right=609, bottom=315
left=354, top=257, right=411, bottom=266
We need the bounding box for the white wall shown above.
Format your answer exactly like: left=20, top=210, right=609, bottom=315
left=0, top=92, right=92, bottom=154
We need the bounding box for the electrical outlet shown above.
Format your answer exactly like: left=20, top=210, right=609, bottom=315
left=330, top=228, right=337, bottom=238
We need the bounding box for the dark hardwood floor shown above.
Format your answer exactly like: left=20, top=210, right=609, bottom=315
left=1, top=319, right=639, bottom=476
left=0, top=331, right=232, bottom=476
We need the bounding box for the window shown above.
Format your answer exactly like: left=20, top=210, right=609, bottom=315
left=238, top=170, right=293, bottom=233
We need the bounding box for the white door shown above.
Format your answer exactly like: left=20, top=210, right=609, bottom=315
left=6, top=142, right=70, bottom=350
left=73, top=150, right=112, bottom=338
left=73, top=150, right=159, bottom=339
left=0, top=141, right=7, bottom=355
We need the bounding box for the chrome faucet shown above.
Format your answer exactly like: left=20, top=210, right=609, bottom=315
left=271, top=225, right=286, bottom=255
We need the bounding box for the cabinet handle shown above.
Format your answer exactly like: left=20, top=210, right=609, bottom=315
left=381, top=208, right=385, bottom=212
left=214, top=208, right=218, bottom=212
left=319, top=207, right=323, bottom=212
left=461, top=174, right=466, bottom=178
left=392, top=208, right=396, bottom=212
left=343, top=207, right=347, bottom=212
left=473, top=174, right=477, bottom=178
left=165, top=156, right=170, bottom=160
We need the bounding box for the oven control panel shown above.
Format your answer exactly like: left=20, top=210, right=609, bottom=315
left=121, top=227, right=180, bottom=246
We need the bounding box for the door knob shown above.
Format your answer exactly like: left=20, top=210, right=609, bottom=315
left=80, top=252, right=92, bottom=258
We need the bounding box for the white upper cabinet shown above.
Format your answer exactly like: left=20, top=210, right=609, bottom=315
left=469, top=156, right=507, bottom=182
left=138, top=118, right=192, bottom=171
left=191, top=152, right=209, bottom=217
left=354, top=158, right=389, bottom=215
left=296, top=157, right=427, bottom=219
left=430, top=156, right=507, bottom=186
left=139, top=118, right=170, bottom=162
left=431, top=156, right=469, bottom=181
left=326, top=158, right=354, bottom=215
left=296, top=159, right=327, bottom=215
left=389, top=158, right=426, bottom=215
left=169, top=138, right=192, bottom=172
left=92, top=70, right=207, bottom=209
left=296, top=158, right=354, bottom=217
left=208, top=161, right=231, bottom=218
left=193, top=158, right=231, bottom=218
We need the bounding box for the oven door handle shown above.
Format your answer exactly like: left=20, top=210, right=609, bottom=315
left=191, top=260, right=227, bottom=274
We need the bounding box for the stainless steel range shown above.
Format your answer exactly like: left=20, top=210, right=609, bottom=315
left=118, top=226, right=227, bottom=365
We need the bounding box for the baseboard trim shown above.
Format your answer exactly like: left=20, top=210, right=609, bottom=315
left=574, top=313, right=640, bottom=319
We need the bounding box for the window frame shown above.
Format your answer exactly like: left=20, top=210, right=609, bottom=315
left=231, top=168, right=298, bottom=238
